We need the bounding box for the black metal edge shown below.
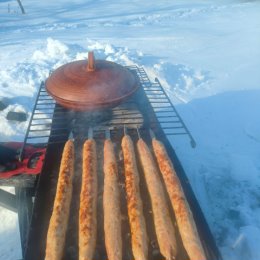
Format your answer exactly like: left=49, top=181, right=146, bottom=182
left=136, top=75, right=222, bottom=260
left=24, top=66, right=222, bottom=260
left=19, top=82, right=45, bottom=161
left=24, top=142, right=66, bottom=260
left=15, top=187, right=34, bottom=259
left=24, top=105, right=69, bottom=260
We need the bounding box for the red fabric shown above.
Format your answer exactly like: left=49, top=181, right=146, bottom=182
left=0, top=142, right=46, bottom=179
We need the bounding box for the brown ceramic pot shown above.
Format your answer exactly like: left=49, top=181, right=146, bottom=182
left=45, top=52, right=139, bottom=111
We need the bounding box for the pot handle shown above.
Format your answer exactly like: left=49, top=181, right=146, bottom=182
left=87, top=51, right=95, bottom=72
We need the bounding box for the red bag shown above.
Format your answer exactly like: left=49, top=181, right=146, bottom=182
left=0, top=142, right=46, bottom=179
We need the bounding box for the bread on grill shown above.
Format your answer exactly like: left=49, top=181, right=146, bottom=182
left=137, top=139, right=177, bottom=260
left=103, top=139, right=122, bottom=260
left=122, top=135, right=148, bottom=260
left=45, top=140, right=74, bottom=260
left=79, top=139, right=98, bottom=260
left=152, top=139, right=206, bottom=260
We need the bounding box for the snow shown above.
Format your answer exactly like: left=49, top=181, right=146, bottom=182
left=172, top=90, right=260, bottom=260
left=1, top=0, right=260, bottom=259
left=0, top=187, right=22, bottom=260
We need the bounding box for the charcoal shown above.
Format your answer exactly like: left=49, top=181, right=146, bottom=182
left=6, top=111, right=27, bottom=122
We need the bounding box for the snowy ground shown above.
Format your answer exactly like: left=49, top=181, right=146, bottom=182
left=1, top=0, right=260, bottom=259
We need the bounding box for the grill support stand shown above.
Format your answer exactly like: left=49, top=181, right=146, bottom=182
left=0, top=186, right=34, bottom=260
left=0, top=188, right=17, bottom=212
left=0, top=66, right=221, bottom=260
left=15, top=187, right=34, bottom=259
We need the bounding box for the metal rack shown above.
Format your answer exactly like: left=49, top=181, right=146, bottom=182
left=129, top=66, right=196, bottom=147
left=19, top=82, right=69, bottom=161
left=24, top=65, right=222, bottom=260
left=19, top=65, right=195, bottom=162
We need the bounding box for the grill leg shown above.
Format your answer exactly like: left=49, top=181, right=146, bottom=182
left=0, top=188, right=17, bottom=212
left=15, top=187, right=34, bottom=259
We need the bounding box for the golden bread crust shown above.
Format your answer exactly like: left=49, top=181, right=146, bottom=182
left=122, top=135, right=148, bottom=260
left=137, top=139, right=177, bottom=260
left=152, top=139, right=206, bottom=260
left=45, top=140, right=74, bottom=260
left=103, top=139, right=122, bottom=260
left=79, top=139, right=98, bottom=260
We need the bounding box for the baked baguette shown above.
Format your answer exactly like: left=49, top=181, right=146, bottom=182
left=103, top=139, right=122, bottom=260
left=79, top=139, right=98, bottom=260
left=122, top=135, right=148, bottom=260
left=45, top=139, right=74, bottom=260
left=137, top=139, right=177, bottom=260
left=152, top=139, right=206, bottom=260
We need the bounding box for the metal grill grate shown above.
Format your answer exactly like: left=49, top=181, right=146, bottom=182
left=19, top=82, right=68, bottom=161
left=19, top=65, right=195, bottom=161
left=129, top=66, right=196, bottom=147
left=24, top=66, right=222, bottom=260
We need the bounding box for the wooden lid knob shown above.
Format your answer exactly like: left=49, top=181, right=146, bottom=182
left=87, top=51, right=95, bottom=72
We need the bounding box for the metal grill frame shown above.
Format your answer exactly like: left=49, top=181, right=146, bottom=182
left=24, top=65, right=222, bottom=260
left=19, top=82, right=71, bottom=161
left=128, top=66, right=196, bottom=147
left=19, top=65, right=195, bottom=162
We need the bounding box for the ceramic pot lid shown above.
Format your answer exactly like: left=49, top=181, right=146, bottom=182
left=45, top=52, right=139, bottom=111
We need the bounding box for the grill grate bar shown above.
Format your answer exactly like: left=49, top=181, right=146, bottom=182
left=37, top=98, right=54, bottom=101
left=27, top=133, right=68, bottom=139
left=27, top=127, right=68, bottom=132
left=164, top=132, right=188, bottom=136
left=32, top=116, right=68, bottom=120
left=156, top=115, right=177, bottom=118
left=28, top=129, right=51, bottom=132
left=34, top=112, right=61, bottom=115
left=143, top=87, right=162, bottom=91
left=36, top=103, right=56, bottom=106
left=30, top=123, right=52, bottom=127
left=161, top=126, right=186, bottom=130
left=153, top=107, right=174, bottom=111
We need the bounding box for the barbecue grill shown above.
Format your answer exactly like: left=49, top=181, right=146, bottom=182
left=4, top=63, right=221, bottom=260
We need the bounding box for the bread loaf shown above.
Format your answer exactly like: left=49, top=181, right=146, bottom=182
left=122, top=135, right=148, bottom=260
left=103, top=139, right=122, bottom=260
left=152, top=139, right=206, bottom=260
left=45, top=140, right=74, bottom=260
left=137, top=139, right=177, bottom=260
left=79, top=139, right=98, bottom=260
